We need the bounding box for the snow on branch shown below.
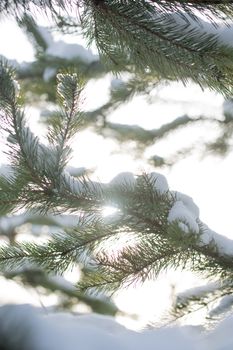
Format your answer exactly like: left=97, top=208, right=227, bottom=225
left=1, top=60, right=233, bottom=294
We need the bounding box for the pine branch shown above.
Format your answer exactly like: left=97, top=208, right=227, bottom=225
left=1, top=169, right=233, bottom=296
left=147, top=0, right=233, bottom=25
left=170, top=282, right=233, bottom=326
left=0, top=61, right=53, bottom=212
left=45, top=73, right=84, bottom=189
left=0, top=173, right=24, bottom=215
left=82, top=1, right=233, bottom=95
left=0, top=61, right=103, bottom=213
left=1, top=60, right=233, bottom=301
left=0, top=217, right=128, bottom=274
left=3, top=1, right=233, bottom=94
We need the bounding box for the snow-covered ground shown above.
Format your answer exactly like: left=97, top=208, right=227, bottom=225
left=1, top=304, right=233, bottom=350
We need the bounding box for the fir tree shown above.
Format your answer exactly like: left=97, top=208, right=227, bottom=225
left=1, top=0, right=233, bottom=333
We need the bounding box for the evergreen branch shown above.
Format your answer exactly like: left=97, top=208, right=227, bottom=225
left=79, top=222, right=233, bottom=294
left=147, top=0, right=233, bottom=24
left=79, top=239, right=181, bottom=293
left=1, top=0, right=233, bottom=34
left=170, top=282, right=233, bottom=325
left=0, top=62, right=53, bottom=207
left=83, top=0, right=233, bottom=94
left=0, top=61, right=100, bottom=213
left=0, top=218, right=121, bottom=274
left=47, top=75, right=82, bottom=141
left=1, top=167, right=233, bottom=294
left=0, top=60, right=53, bottom=191
left=3, top=1, right=233, bottom=95
left=0, top=173, right=24, bottom=215
left=45, top=73, right=84, bottom=189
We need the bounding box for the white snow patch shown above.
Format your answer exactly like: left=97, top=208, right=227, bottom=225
left=168, top=201, right=199, bottom=233
left=49, top=275, right=77, bottom=292
left=177, top=282, right=220, bottom=303
left=89, top=181, right=106, bottom=195
left=0, top=305, right=197, bottom=350
left=172, top=191, right=200, bottom=218
left=110, top=172, right=136, bottom=188
left=66, top=166, right=86, bottom=177
left=36, top=24, right=98, bottom=63
left=171, top=12, right=233, bottom=49
left=147, top=172, right=169, bottom=194
left=203, top=314, right=233, bottom=350
left=201, top=224, right=233, bottom=257
left=178, top=222, right=190, bottom=233
left=209, top=295, right=233, bottom=317
left=4, top=305, right=233, bottom=350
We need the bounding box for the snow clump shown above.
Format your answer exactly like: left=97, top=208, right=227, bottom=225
left=147, top=172, right=169, bottom=194
left=2, top=304, right=233, bottom=350
left=110, top=172, right=136, bottom=189
left=168, top=191, right=200, bottom=234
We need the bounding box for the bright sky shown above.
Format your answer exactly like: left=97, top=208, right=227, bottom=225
left=0, top=16, right=232, bottom=328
